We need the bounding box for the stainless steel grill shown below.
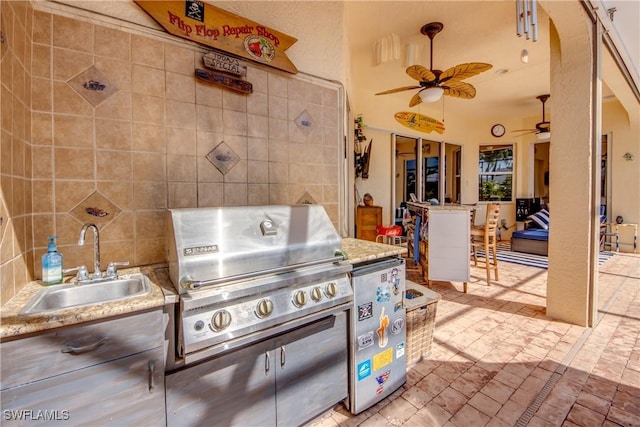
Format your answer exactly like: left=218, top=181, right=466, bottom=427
left=165, top=205, right=355, bottom=426
left=165, top=205, right=353, bottom=364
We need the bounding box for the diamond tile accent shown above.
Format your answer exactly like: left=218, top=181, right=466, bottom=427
left=69, top=191, right=121, bottom=227
left=206, top=141, right=240, bottom=175
left=294, top=109, right=315, bottom=135
left=67, top=65, right=119, bottom=107
left=295, top=191, right=317, bottom=205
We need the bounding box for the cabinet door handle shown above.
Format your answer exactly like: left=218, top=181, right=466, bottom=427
left=61, top=337, right=109, bottom=354
left=148, top=360, right=156, bottom=393
left=280, top=345, right=286, bottom=368
left=265, top=351, right=270, bottom=375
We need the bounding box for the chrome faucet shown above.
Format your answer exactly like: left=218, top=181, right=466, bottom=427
left=78, top=223, right=101, bottom=279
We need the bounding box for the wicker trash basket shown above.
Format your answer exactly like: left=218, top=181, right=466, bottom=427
left=405, top=281, right=441, bottom=366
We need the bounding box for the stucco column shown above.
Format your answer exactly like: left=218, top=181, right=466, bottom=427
left=543, top=1, right=595, bottom=326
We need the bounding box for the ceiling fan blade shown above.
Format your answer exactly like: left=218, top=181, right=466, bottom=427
left=442, top=80, right=476, bottom=99
left=406, top=65, right=436, bottom=82
left=511, top=129, right=538, bottom=135
left=439, top=63, right=492, bottom=82
left=375, top=85, right=422, bottom=95
left=408, top=91, right=423, bottom=107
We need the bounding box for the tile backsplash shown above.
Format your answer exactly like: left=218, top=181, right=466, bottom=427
left=0, top=2, right=343, bottom=304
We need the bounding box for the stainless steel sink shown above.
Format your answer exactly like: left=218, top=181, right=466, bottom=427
left=20, top=273, right=152, bottom=316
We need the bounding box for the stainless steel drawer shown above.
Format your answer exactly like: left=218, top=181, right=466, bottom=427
left=1, top=310, right=163, bottom=390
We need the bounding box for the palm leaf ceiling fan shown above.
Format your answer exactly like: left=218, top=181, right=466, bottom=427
left=375, top=22, right=493, bottom=107
left=512, top=94, right=551, bottom=139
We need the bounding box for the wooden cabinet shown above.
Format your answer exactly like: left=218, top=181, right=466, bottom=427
left=1, top=310, right=165, bottom=426
left=356, top=206, right=382, bottom=241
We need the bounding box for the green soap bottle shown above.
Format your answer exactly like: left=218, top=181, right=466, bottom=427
left=42, top=236, right=63, bottom=285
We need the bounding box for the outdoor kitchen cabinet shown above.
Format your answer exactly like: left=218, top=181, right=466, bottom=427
left=166, top=311, right=348, bottom=427
left=0, top=309, right=165, bottom=426
left=406, top=203, right=471, bottom=283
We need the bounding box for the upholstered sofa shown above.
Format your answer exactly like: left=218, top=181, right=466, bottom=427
left=511, top=228, right=548, bottom=256
left=511, top=209, right=549, bottom=256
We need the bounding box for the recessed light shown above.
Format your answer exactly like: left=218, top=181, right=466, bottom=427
left=495, top=68, right=509, bottom=75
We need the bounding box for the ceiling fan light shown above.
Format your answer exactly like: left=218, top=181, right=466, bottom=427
left=537, top=131, right=551, bottom=140
left=419, top=86, right=444, bottom=103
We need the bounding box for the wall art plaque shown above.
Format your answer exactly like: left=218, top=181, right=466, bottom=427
left=135, top=1, right=298, bottom=74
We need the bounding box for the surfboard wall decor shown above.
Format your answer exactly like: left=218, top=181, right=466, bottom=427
left=394, top=112, right=445, bottom=134
left=135, top=0, right=298, bottom=74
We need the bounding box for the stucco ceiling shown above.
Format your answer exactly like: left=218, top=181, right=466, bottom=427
left=346, top=1, right=553, bottom=122
left=344, top=0, right=631, bottom=123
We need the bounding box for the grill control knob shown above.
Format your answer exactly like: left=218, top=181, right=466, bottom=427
left=293, top=290, right=308, bottom=307
left=325, top=282, right=338, bottom=298
left=256, top=299, right=274, bottom=318
left=311, top=287, right=323, bottom=302
left=210, top=310, right=232, bottom=332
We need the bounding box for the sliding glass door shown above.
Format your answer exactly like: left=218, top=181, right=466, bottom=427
left=391, top=134, right=463, bottom=219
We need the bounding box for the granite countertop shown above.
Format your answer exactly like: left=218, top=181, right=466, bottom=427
left=0, top=266, right=175, bottom=341
left=341, top=237, right=406, bottom=264
left=0, top=239, right=402, bottom=341
left=406, top=202, right=473, bottom=213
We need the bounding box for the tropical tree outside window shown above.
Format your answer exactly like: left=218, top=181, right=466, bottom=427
left=479, top=145, right=513, bottom=201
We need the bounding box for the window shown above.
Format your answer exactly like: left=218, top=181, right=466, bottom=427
left=423, top=156, right=439, bottom=201
left=405, top=159, right=416, bottom=200
left=479, top=145, right=513, bottom=202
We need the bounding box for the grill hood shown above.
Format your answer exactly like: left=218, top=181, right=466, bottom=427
left=166, top=205, right=344, bottom=293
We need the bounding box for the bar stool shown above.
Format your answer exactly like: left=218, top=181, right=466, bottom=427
left=470, top=204, right=500, bottom=287
left=375, top=225, right=404, bottom=245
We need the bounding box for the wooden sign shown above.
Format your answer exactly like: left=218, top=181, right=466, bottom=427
left=203, top=52, right=247, bottom=76
left=394, top=112, right=445, bottom=134
left=135, top=1, right=298, bottom=74
left=195, top=69, right=253, bottom=94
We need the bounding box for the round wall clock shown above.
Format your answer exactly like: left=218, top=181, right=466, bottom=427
left=491, top=124, right=506, bottom=137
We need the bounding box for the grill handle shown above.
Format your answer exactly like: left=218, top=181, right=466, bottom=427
left=180, top=255, right=348, bottom=290
left=280, top=346, right=286, bottom=368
